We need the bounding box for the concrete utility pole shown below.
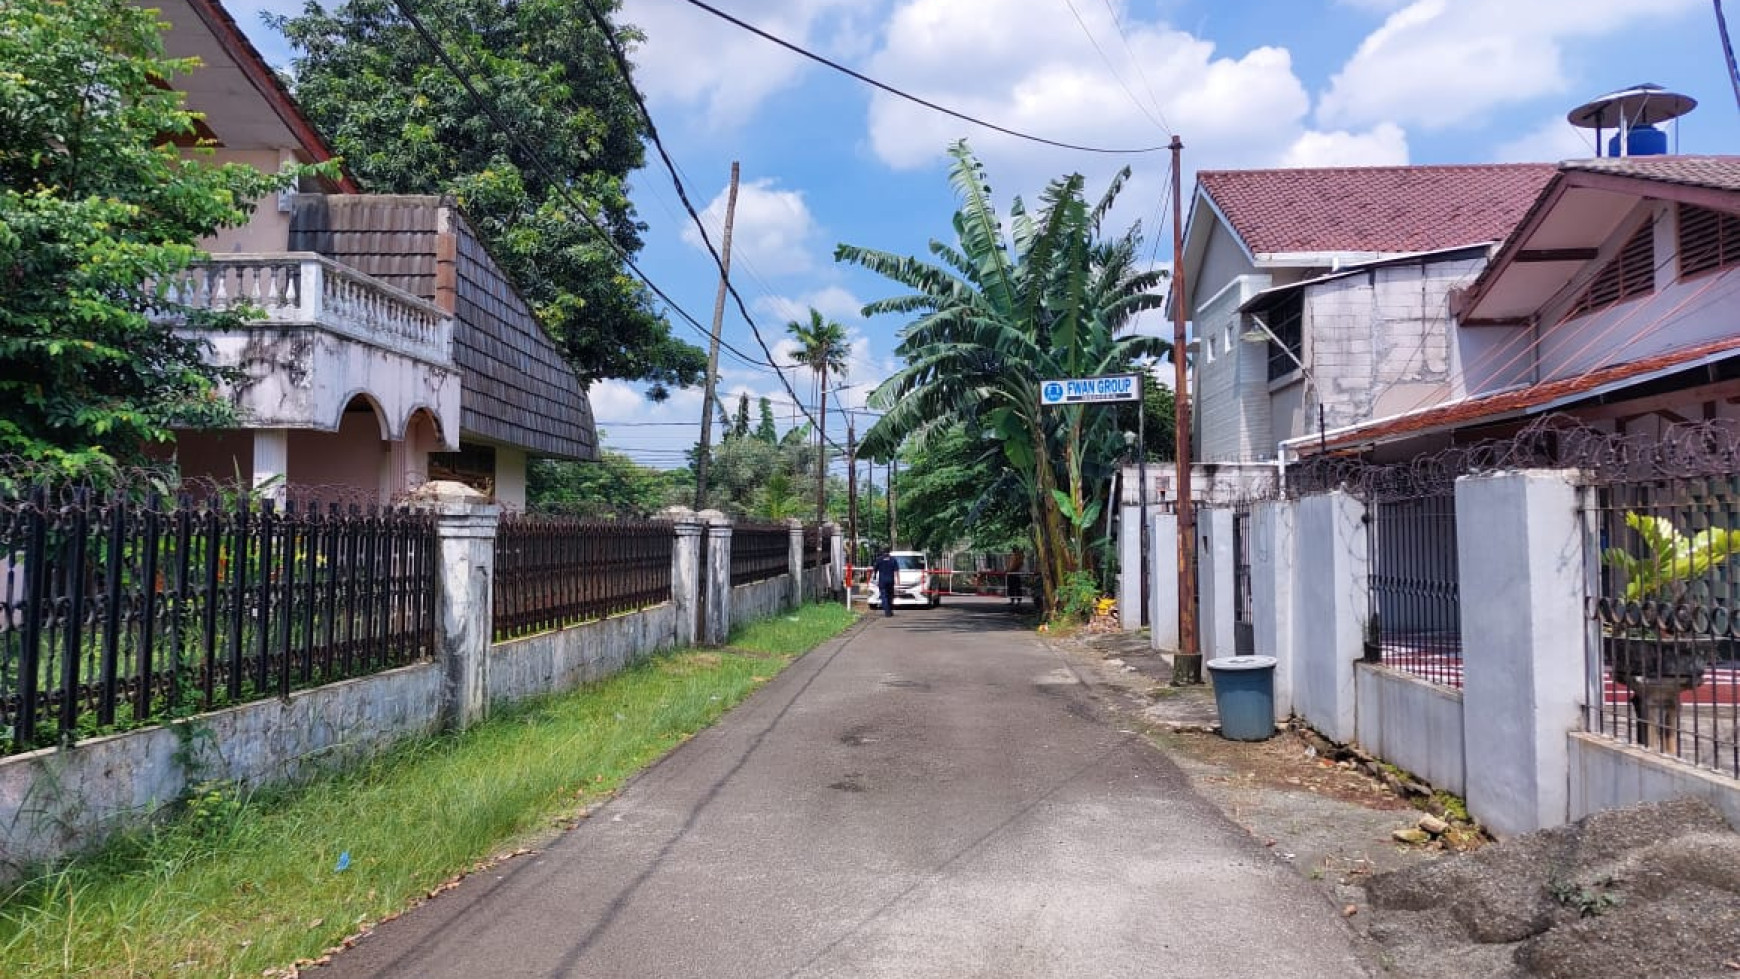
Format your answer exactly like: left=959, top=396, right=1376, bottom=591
left=845, top=411, right=857, bottom=606
left=1170, top=135, right=1202, bottom=685
left=693, top=161, right=740, bottom=510
left=888, top=455, right=898, bottom=547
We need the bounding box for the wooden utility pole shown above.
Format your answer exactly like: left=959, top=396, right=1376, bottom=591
left=845, top=412, right=857, bottom=605
left=888, top=455, right=898, bottom=547
left=693, top=161, right=740, bottom=510
left=1170, top=135, right=1201, bottom=685
left=814, top=372, right=830, bottom=526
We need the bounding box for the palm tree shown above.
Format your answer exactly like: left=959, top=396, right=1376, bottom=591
left=784, top=308, right=850, bottom=526
left=835, top=141, right=1166, bottom=610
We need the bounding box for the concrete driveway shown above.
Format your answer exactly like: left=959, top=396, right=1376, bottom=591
left=316, top=598, right=1374, bottom=978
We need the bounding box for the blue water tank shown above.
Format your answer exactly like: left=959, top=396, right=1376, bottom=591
left=1607, top=123, right=1669, bottom=157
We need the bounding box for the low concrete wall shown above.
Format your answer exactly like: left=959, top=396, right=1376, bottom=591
left=1354, top=664, right=1466, bottom=796
left=733, top=573, right=796, bottom=630
left=0, top=662, right=444, bottom=874
left=1568, top=733, right=1740, bottom=830
left=803, top=565, right=832, bottom=601
left=489, top=604, right=681, bottom=707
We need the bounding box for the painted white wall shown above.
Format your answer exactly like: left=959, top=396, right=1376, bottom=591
left=1569, top=733, right=1740, bottom=829
left=1196, top=275, right=1273, bottom=462
left=493, top=446, right=528, bottom=508
left=1456, top=469, right=1586, bottom=837
left=1197, top=508, right=1237, bottom=659
left=1292, top=491, right=1367, bottom=744
left=1251, top=499, right=1296, bottom=721
left=1354, top=665, right=1466, bottom=795
left=1119, top=503, right=1143, bottom=630
left=1150, top=513, right=1180, bottom=653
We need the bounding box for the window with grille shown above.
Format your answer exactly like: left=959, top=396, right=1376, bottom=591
left=1263, top=292, right=1304, bottom=382
left=1677, top=204, right=1740, bottom=279
left=1569, top=222, right=1655, bottom=317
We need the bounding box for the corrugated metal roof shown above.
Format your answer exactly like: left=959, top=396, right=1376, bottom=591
left=1198, top=163, right=1556, bottom=256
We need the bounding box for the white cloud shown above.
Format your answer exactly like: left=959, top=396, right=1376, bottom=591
left=1317, top=0, right=1704, bottom=131
left=621, top=0, right=872, bottom=127
left=755, top=286, right=866, bottom=325
left=1279, top=122, right=1410, bottom=168
left=1491, top=115, right=1601, bottom=162
left=681, top=177, right=819, bottom=277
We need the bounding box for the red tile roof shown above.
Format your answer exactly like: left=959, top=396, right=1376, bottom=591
left=1199, top=164, right=1557, bottom=256
left=1309, top=336, right=1740, bottom=454
left=1562, top=155, right=1740, bottom=192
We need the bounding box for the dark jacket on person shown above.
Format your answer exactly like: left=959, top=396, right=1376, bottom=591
left=872, top=553, right=898, bottom=585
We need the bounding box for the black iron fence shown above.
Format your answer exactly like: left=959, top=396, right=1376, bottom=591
left=1366, top=492, right=1463, bottom=688
left=732, top=523, right=790, bottom=586
left=493, top=515, right=675, bottom=642
left=1586, top=477, right=1740, bottom=778
left=1, top=488, right=436, bottom=755
left=1232, top=510, right=1254, bottom=655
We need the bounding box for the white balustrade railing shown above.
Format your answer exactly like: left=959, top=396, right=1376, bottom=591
left=163, top=253, right=453, bottom=364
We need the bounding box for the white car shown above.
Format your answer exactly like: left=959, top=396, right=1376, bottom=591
left=869, top=551, right=939, bottom=607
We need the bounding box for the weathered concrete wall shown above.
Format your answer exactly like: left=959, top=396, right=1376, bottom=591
left=734, top=574, right=797, bottom=630
left=1149, top=512, right=1180, bottom=653
left=1292, top=491, right=1367, bottom=744
left=1354, top=664, right=1467, bottom=796
left=1568, top=733, right=1740, bottom=830
left=1195, top=275, right=1273, bottom=463
left=489, top=604, right=681, bottom=706
left=1197, top=508, right=1237, bottom=660
left=0, top=663, right=444, bottom=875
left=1251, top=499, right=1295, bottom=720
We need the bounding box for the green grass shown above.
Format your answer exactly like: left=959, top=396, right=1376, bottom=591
left=0, top=603, right=857, bottom=978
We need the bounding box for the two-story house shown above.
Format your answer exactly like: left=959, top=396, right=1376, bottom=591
left=153, top=0, right=595, bottom=506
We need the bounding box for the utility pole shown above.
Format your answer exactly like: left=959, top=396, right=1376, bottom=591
left=693, top=161, right=740, bottom=510
left=1170, top=135, right=1201, bottom=685
left=888, top=455, right=898, bottom=547
left=845, top=411, right=857, bottom=606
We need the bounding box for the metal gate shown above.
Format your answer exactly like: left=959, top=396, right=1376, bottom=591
left=1232, top=509, right=1254, bottom=655
left=1366, top=492, right=1462, bottom=687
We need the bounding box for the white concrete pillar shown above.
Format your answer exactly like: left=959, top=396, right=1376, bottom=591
left=1198, top=508, right=1236, bottom=660
left=252, top=429, right=289, bottom=497
left=428, top=484, right=500, bottom=730
left=1456, top=469, right=1586, bottom=837
left=787, top=518, right=806, bottom=610
left=1292, top=491, right=1368, bottom=744
left=1150, top=512, right=1180, bottom=652
left=700, top=510, right=733, bottom=646
left=1252, top=499, right=1297, bottom=721
left=660, top=507, right=704, bottom=648
left=1119, top=504, right=1143, bottom=630
left=824, top=522, right=842, bottom=596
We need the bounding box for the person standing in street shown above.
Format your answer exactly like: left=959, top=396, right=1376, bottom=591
left=872, top=548, right=899, bottom=617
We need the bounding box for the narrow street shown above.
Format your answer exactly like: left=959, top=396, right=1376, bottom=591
left=317, top=599, right=1373, bottom=978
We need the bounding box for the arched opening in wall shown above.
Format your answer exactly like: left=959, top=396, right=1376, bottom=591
left=398, top=407, right=444, bottom=491
left=428, top=442, right=498, bottom=500
left=289, top=394, right=391, bottom=498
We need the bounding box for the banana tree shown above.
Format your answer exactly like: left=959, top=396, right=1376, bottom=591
left=837, top=141, right=1166, bottom=609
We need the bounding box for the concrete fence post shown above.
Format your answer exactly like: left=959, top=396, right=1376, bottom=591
left=1119, top=503, right=1143, bottom=630
left=700, top=509, right=733, bottom=646
left=787, top=518, right=806, bottom=610
left=1252, top=498, right=1297, bottom=720
left=424, top=483, right=500, bottom=731
left=1456, top=469, right=1586, bottom=837
left=660, top=506, right=704, bottom=648
left=821, top=521, right=842, bottom=597
left=1292, top=490, right=1367, bottom=744
left=1198, top=507, right=1236, bottom=660
left=1149, top=511, right=1180, bottom=652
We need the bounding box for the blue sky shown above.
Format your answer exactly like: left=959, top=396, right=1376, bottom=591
left=228, top=0, right=1736, bottom=468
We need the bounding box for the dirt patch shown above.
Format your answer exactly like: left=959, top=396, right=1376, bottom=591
left=1052, top=629, right=1740, bottom=978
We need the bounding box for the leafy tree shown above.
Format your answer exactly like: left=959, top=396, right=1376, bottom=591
left=892, top=425, right=1029, bottom=557
left=755, top=397, right=778, bottom=444
left=784, top=308, right=850, bottom=524
left=528, top=451, right=686, bottom=516
left=1114, top=378, right=1176, bottom=461
left=837, top=141, right=1167, bottom=611
left=275, top=0, right=706, bottom=396
left=0, top=0, right=301, bottom=470
left=730, top=393, right=752, bottom=441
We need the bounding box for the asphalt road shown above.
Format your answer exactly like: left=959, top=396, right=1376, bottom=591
left=317, top=599, right=1374, bottom=978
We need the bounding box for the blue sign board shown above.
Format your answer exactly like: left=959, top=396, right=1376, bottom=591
left=1039, top=374, right=1141, bottom=406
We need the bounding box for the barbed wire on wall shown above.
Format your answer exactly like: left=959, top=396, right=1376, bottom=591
left=1284, top=414, right=1740, bottom=501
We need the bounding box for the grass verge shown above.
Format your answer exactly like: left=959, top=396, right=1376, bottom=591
left=0, top=602, right=858, bottom=978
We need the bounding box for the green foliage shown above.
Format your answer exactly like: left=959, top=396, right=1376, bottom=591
left=1114, top=381, right=1177, bottom=461
left=0, top=0, right=303, bottom=470
left=276, top=0, right=705, bottom=394
left=890, top=424, right=1028, bottom=556
left=527, top=451, right=688, bottom=517
left=1549, top=877, right=1624, bottom=918
left=785, top=308, right=851, bottom=521
left=756, top=397, right=779, bottom=444
left=1602, top=510, right=1740, bottom=603
left=836, top=140, right=1167, bottom=613
left=1052, top=570, right=1103, bottom=622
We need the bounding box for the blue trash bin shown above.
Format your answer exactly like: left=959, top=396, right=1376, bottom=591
left=1207, top=655, right=1278, bottom=741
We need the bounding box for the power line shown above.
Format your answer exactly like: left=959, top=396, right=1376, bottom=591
left=672, top=0, right=1169, bottom=156
left=1057, top=0, right=1169, bottom=134
left=576, top=0, right=850, bottom=455
left=1097, top=0, right=1173, bottom=135
left=387, top=0, right=800, bottom=397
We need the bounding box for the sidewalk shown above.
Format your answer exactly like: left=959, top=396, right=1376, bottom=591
left=316, top=598, right=1377, bottom=978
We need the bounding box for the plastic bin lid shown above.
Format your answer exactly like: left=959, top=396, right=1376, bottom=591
left=1205, top=655, right=1277, bottom=671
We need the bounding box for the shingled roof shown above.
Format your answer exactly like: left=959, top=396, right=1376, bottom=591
left=1199, top=163, right=1558, bottom=256
left=1560, top=154, right=1740, bottom=192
